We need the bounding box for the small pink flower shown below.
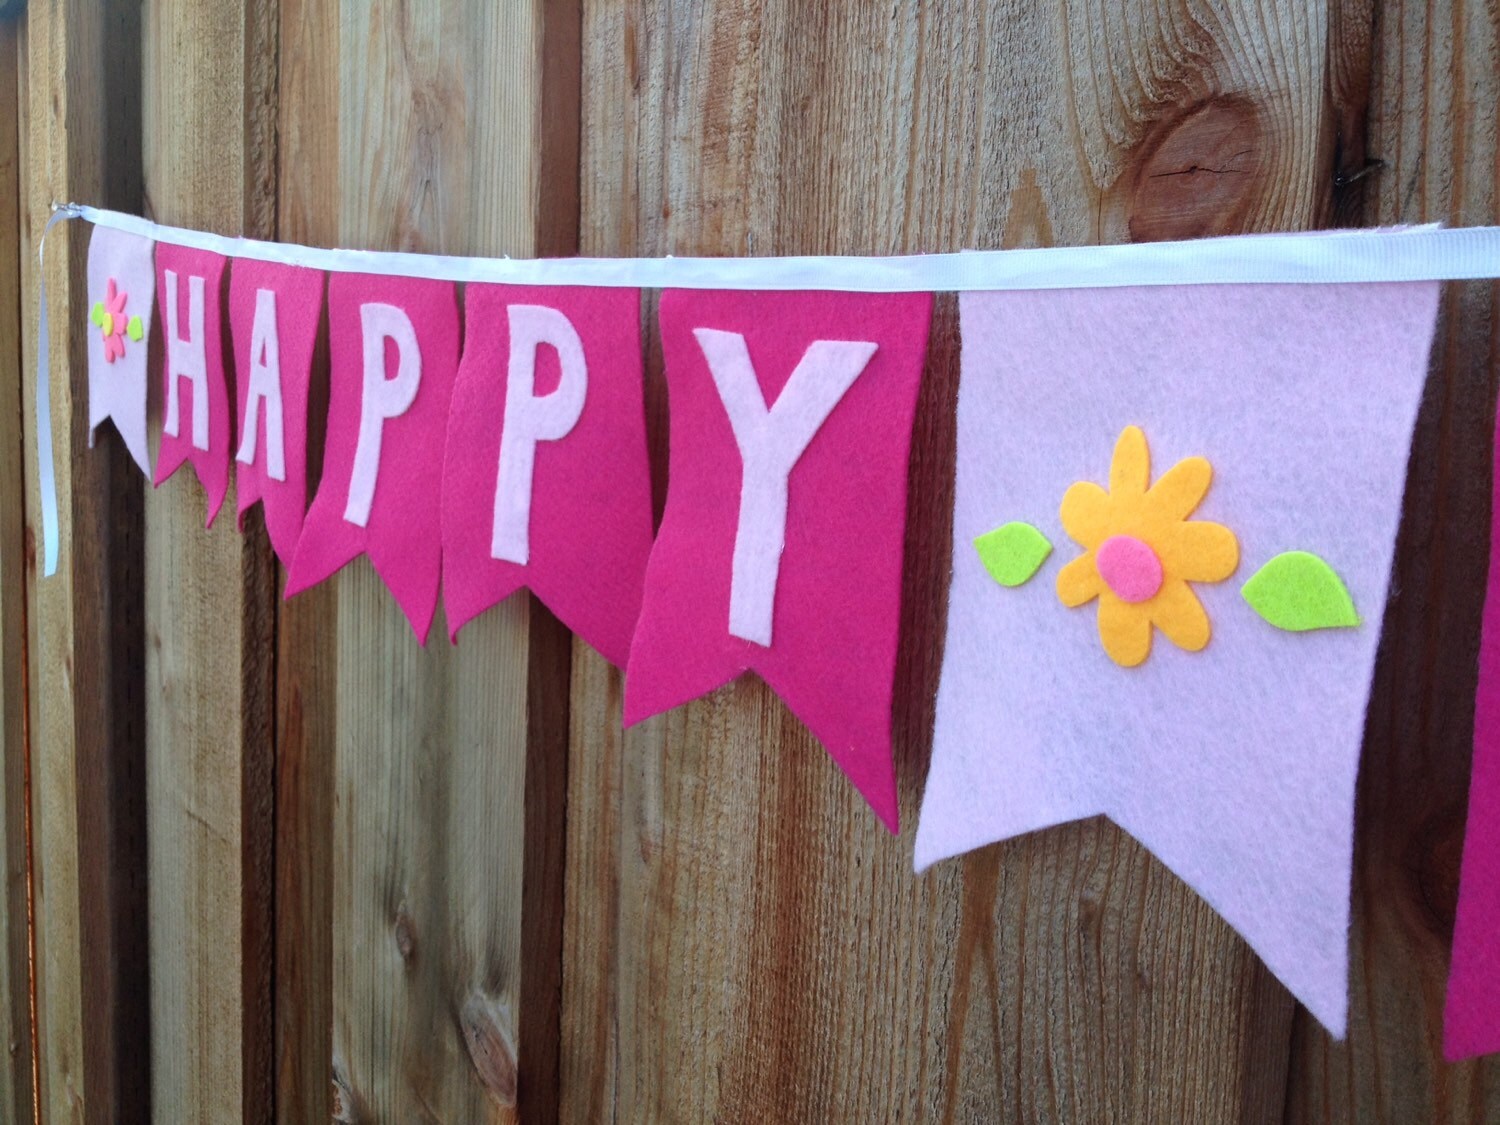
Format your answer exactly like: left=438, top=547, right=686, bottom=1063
left=102, top=280, right=128, bottom=362
left=91, top=279, right=137, bottom=363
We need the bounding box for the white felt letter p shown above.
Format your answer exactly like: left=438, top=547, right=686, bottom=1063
left=345, top=302, right=421, bottom=528
left=491, top=305, right=589, bottom=565
left=695, top=328, right=878, bottom=647
left=163, top=269, right=209, bottom=451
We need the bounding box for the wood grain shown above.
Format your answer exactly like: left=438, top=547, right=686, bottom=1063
left=1284, top=0, right=1500, bottom=1119
left=141, top=0, right=278, bottom=1118
left=326, top=1, right=573, bottom=1120
left=0, top=20, right=34, bottom=1125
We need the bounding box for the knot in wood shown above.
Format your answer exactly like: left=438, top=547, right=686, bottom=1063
left=331, top=1062, right=359, bottom=1123
left=1128, top=95, right=1265, bottom=242
left=460, top=991, right=518, bottom=1108
left=392, top=907, right=417, bottom=963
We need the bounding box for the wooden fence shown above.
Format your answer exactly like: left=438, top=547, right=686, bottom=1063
left=2, top=0, right=1499, bottom=1120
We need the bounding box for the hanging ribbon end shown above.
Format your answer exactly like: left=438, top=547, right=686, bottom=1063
left=34, top=205, right=78, bottom=581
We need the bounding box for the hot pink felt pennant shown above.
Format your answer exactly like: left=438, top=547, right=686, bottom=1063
left=624, top=289, right=932, bottom=832
left=153, top=243, right=231, bottom=524
left=284, top=273, right=459, bottom=643
left=442, top=285, right=652, bottom=667
left=1446, top=405, right=1500, bottom=1060
left=229, top=260, right=324, bottom=568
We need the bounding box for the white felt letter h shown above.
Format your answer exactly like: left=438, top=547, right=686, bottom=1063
left=163, top=269, right=209, bottom=451
left=695, top=327, right=877, bottom=647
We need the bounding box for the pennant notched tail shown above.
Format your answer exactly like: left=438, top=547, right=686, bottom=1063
left=286, top=272, right=459, bottom=644
left=1445, top=427, right=1500, bottom=1060
left=441, top=285, right=653, bottom=669
left=229, top=259, right=325, bottom=569
left=916, top=280, right=1440, bottom=1040
left=153, top=244, right=233, bottom=527
left=85, top=225, right=156, bottom=476
left=623, top=287, right=931, bottom=831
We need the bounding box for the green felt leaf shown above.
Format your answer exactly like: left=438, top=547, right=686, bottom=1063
left=1241, top=550, right=1360, bottom=631
left=126, top=315, right=144, bottom=342
left=975, top=521, right=1053, bottom=588
left=90, top=301, right=106, bottom=328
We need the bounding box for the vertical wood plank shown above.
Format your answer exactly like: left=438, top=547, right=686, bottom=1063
left=274, top=2, right=338, bottom=1120
left=1284, top=0, right=1500, bottom=1119
left=0, top=18, right=34, bottom=1125
left=141, top=0, right=278, bottom=1117
left=66, top=1, right=149, bottom=1118
left=329, top=1, right=574, bottom=1120
left=17, top=0, right=145, bottom=1116
left=18, top=12, right=87, bottom=1117
left=565, top=2, right=1336, bottom=1120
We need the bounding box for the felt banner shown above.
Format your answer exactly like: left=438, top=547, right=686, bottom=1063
left=442, top=285, right=651, bottom=667
left=625, top=289, right=932, bottom=831
left=86, top=225, right=155, bottom=474
left=915, top=281, right=1441, bottom=1035
left=229, top=260, right=325, bottom=567
left=1447, top=414, right=1500, bottom=1060
left=285, top=273, right=459, bottom=643
left=154, top=243, right=232, bottom=524
left=43, top=208, right=1500, bottom=1054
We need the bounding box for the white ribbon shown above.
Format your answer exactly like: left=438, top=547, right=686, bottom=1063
left=34, top=204, right=1500, bottom=579
left=69, top=204, right=1500, bottom=291
left=35, top=203, right=83, bottom=578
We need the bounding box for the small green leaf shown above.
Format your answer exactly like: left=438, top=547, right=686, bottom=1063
left=975, top=521, right=1053, bottom=588
left=1241, top=550, right=1360, bottom=631
left=126, top=315, right=145, bottom=342
left=90, top=300, right=106, bottom=328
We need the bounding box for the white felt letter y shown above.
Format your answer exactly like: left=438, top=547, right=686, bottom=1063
left=695, top=328, right=877, bottom=647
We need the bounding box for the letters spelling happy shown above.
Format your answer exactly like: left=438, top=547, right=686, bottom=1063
left=90, top=229, right=931, bottom=830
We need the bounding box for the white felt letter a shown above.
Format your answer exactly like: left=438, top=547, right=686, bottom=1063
left=695, top=328, right=877, bottom=647
left=235, top=288, right=287, bottom=481
left=345, top=302, right=421, bottom=528
left=163, top=269, right=209, bottom=451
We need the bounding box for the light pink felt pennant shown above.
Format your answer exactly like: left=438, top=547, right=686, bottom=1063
left=442, top=285, right=652, bottom=667
left=1445, top=404, right=1500, bottom=1060
left=228, top=260, right=324, bottom=568
left=153, top=243, right=231, bottom=524
left=624, top=289, right=932, bottom=832
left=917, top=280, right=1441, bottom=1038
left=86, top=226, right=156, bottom=474
left=284, top=273, right=458, bottom=643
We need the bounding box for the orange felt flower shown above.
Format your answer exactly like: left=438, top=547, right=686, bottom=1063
left=1056, top=426, right=1239, bottom=667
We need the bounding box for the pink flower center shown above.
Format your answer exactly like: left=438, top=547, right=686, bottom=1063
left=1096, top=535, right=1163, bottom=603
